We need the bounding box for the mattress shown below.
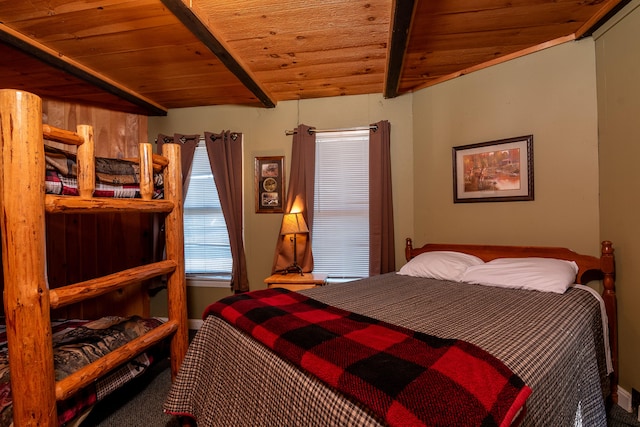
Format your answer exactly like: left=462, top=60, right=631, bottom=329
left=45, top=146, right=164, bottom=199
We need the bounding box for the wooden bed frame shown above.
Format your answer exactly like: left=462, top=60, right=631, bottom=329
left=405, top=238, right=618, bottom=404
left=0, top=89, right=189, bottom=426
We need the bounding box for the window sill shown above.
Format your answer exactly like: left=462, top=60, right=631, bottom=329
left=325, top=276, right=365, bottom=285
left=186, top=275, right=231, bottom=288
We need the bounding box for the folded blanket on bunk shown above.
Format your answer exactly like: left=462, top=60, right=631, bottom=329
left=45, top=146, right=164, bottom=198
left=204, top=288, right=532, bottom=427
left=0, top=316, right=164, bottom=427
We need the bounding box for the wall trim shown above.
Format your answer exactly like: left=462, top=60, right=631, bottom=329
left=188, top=319, right=204, bottom=330
left=618, top=386, right=632, bottom=412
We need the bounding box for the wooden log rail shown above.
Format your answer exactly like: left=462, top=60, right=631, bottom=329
left=45, top=195, right=175, bottom=214
left=43, top=124, right=85, bottom=146
left=49, top=260, right=178, bottom=309
left=123, top=152, right=169, bottom=173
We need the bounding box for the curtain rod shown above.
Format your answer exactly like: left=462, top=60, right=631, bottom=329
left=155, top=134, right=238, bottom=143
left=285, top=125, right=377, bottom=136
left=155, top=136, right=206, bottom=143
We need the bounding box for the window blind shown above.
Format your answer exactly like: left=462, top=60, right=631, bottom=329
left=313, top=130, right=369, bottom=278
left=183, top=143, right=232, bottom=275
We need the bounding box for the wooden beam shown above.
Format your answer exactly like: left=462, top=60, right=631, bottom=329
left=161, top=0, right=276, bottom=108
left=384, top=0, right=417, bottom=99
left=0, top=24, right=168, bottom=116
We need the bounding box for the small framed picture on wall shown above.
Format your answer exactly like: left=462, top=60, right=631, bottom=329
left=255, top=156, right=285, bottom=213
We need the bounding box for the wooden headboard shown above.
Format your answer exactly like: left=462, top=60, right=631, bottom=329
left=404, top=238, right=618, bottom=404
left=405, top=238, right=614, bottom=285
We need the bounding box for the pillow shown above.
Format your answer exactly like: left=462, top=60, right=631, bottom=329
left=398, top=251, right=484, bottom=281
left=460, top=257, right=579, bottom=293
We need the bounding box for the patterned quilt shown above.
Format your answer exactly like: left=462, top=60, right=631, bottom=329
left=45, top=146, right=164, bottom=199
left=204, top=288, right=531, bottom=427
left=0, top=316, right=164, bottom=426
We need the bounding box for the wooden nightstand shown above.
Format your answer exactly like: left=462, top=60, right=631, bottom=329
left=264, top=272, right=328, bottom=291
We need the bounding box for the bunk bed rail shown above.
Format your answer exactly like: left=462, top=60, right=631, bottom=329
left=0, top=89, right=188, bottom=427
left=49, top=259, right=178, bottom=309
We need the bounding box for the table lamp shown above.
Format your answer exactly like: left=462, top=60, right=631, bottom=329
left=279, top=212, right=309, bottom=275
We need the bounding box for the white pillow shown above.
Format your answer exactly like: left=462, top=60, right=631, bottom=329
left=398, top=251, right=485, bottom=281
left=460, top=257, right=579, bottom=293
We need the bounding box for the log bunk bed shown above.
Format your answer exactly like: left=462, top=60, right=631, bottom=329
left=0, top=89, right=188, bottom=426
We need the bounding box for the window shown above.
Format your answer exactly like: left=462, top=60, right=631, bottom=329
left=313, top=130, right=369, bottom=280
left=183, top=141, right=232, bottom=279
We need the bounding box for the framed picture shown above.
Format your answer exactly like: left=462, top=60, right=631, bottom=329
left=453, top=135, right=534, bottom=203
left=255, top=156, right=285, bottom=213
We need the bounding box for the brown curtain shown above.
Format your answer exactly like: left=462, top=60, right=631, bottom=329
left=204, top=131, right=249, bottom=292
left=157, top=133, right=199, bottom=196
left=368, top=120, right=395, bottom=274
left=154, top=134, right=200, bottom=264
left=271, top=124, right=316, bottom=273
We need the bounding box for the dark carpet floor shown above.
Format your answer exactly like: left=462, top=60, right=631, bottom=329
left=80, top=356, right=640, bottom=426
left=610, top=404, right=640, bottom=427
left=80, top=357, right=180, bottom=427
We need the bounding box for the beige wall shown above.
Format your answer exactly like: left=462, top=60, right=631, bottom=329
left=411, top=38, right=601, bottom=255
left=148, top=94, right=414, bottom=318
left=595, top=0, right=640, bottom=397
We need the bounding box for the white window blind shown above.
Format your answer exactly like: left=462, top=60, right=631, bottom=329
left=183, top=142, right=232, bottom=276
left=313, top=130, right=369, bottom=279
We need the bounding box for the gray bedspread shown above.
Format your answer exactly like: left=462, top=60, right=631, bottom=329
left=164, top=273, right=610, bottom=426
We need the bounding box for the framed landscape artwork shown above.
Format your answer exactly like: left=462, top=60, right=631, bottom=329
left=453, top=135, right=534, bottom=203
left=255, top=156, right=285, bottom=213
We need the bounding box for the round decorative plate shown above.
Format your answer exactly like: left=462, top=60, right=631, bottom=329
left=263, top=177, right=277, bottom=192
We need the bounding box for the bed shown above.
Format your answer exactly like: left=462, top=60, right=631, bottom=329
left=44, top=144, right=165, bottom=199
left=0, top=317, right=166, bottom=426
left=164, top=239, right=616, bottom=427
left=0, top=89, right=189, bottom=427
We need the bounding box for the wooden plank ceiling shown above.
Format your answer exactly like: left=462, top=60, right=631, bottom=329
left=0, top=0, right=628, bottom=116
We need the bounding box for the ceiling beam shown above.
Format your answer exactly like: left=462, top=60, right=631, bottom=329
left=0, top=24, right=168, bottom=116
left=384, top=0, right=417, bottom=99
left=161, top=0, right=276, bottom=108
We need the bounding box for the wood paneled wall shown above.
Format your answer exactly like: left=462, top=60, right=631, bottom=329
left=42, top=99, right=148, bottom=158
left=1, top=99, right=153, bottom=320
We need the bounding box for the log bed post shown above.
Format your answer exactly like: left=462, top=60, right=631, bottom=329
left=163, top=142, right=189, bottom=379
left=139, top=142, right=154, bottom=200
left=0, top=90, right=58, bottom=426
left=76, top=124, right=95, bottom=198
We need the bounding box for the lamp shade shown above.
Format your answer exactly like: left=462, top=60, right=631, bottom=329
left=280, top=212, right=309, bottom=235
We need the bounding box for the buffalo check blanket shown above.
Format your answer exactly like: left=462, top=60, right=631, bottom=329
left=204, top=288, right=532, bottom=427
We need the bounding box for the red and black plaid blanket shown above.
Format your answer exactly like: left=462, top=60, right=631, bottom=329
left=204, top=288, right=532, bottom=427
